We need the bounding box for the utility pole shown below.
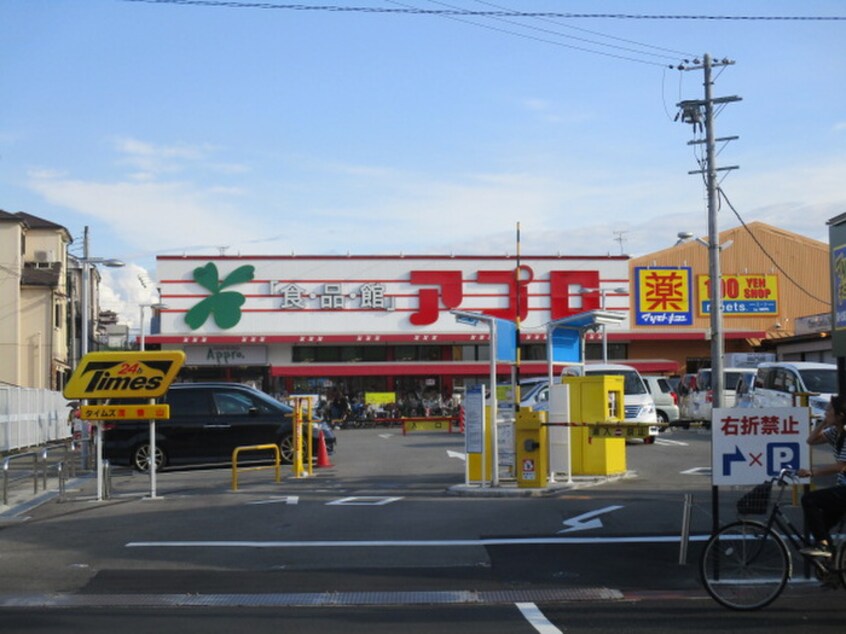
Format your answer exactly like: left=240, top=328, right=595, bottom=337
left=676, top=54, right=741, bottom=411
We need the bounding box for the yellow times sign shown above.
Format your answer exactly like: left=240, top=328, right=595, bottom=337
left=64, top=351, right=185, bottom=399
left=80, top=404, right=171, bottom=421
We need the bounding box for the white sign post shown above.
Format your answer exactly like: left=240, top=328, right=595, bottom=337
left=711, top=407, right=810, bottom=486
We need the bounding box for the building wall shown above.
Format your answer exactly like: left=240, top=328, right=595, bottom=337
left=0, top=213, right=72, bottom=389
left=0, top=221, right=23, bottom=385
left=627, top=221, right=830, bottom=373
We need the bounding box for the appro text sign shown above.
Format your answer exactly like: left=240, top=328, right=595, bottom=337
left=64, top=351, right=185, bottom=399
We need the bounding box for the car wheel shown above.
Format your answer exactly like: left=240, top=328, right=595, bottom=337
left=657, top=411, right=669, bottom=424
left=643, top=436, right=656, bottom=445
left=132, top=443, right=167, bottom=472
left=278, top=434, right=295, bottom=463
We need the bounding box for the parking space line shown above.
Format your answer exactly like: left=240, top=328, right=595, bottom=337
left=516, top=602, right=563, bottom=634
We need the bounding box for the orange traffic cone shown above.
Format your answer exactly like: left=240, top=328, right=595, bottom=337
left=317, top=430, right=333, bottom=468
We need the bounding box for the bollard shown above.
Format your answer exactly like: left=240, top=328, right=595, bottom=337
left=679, top=493, right=693, bottom=565
left=57, top=461, right=66, bottom=502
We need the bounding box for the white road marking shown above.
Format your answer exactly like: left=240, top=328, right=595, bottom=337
left=447, top=450, right=466, bottom=461
left=378, top=434, right=393, bottom=439
left=248, top=496, right=299, bottom=505
left=559, top=505, right=623, bottom=534
left=326, top=496, right=403, bottom=506
left=680, top=467, right=711, bottom=476
left=126, top=535, right=711, bottom=548
left=516, top=602, right=563, bottom=634
left=655, top=438, right=689, bottom=446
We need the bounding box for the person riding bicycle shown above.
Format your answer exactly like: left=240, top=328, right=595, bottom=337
left=797, top=394, right=846, bottom=558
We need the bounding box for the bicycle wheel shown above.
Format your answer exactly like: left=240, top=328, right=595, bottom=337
left=836, top=540, right=846, bottom=589
left=700, top=520, right=790, bottom=610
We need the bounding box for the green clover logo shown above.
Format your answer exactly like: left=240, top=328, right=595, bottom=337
left=185, top=262, right=255, bottom=330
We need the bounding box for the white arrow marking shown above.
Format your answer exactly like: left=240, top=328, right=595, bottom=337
left=378, top=433, right=393, bottom=440
left=447, top=450, right=466, bottom=461
left=248, top=496, right=299, bottom=506
left=558, top=505, right=623, bottom=534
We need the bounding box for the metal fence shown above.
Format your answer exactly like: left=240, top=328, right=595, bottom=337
left=0, top=386, right=72, bottom=453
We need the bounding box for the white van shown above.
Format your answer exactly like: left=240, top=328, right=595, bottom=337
left=526, top=363, right=659, bottom=442
left=750, top=362, right=838, bottom=421
left=687, top=367, right=748, bottom=424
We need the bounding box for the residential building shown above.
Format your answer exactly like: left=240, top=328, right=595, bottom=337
left=0, top=210, right=72, bottom=389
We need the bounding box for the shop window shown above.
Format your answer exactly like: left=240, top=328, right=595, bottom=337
left=293, top=347, right=317, bottom=363
left=421, top=346, right=442, bottom=361
left=395, top=345, right=417, bottom=361
left=315, top=347, right=342, bottom=362
left=340, top=346, right=387, bottom=362
left=521, top=344, right=546, bottom=361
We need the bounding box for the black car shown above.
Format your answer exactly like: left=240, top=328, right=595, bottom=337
left=102, top=382, right=335, bottom=471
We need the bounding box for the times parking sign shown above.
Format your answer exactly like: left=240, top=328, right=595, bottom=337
left=711, top=407, right=810, bottom=486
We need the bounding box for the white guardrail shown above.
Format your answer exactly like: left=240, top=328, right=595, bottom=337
left=0, top=386, right=72, bottom=453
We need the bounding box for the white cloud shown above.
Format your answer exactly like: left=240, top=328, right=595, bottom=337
left=23, top=138, right=846, bottom=328
left=99, top=264, right=161, bottom=332
left=26, top=172, right=257, bottom=253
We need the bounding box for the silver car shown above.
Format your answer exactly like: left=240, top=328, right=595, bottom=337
left=642, top=375, right=680, bottom=424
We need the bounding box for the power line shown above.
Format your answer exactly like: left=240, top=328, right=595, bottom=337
left=719, top=187, right=829, bottom=305
left=118, top=1, right=846, bottom=21
left=417, top=0, right=690, bottom=61
left=471, top=0, right=697, bottom=58
left=383, top=0, right=669, bottom=66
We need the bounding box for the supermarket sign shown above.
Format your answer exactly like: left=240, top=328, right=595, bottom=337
left=711, top=407, right=810, bottom=486
left=697, top=274, right=779, bottom=316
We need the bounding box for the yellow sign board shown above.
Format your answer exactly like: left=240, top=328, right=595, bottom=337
left=64, top=351, right=185, bottom=399
left=696, top=274, right=779, bottom=316
left=81, top=404, right=170, bottom=421
left=589, top=423, right=652, bottom=439
left=403, top=418, right=452, bottom=433
left=365, top=392, right=396, bottom=406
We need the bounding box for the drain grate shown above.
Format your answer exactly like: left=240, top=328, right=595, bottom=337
left=0, top=587, right=623, bottom=609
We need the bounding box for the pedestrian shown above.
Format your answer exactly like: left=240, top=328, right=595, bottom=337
left=797, top=394, right=846, bottom=557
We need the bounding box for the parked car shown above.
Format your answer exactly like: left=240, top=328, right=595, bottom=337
left=676, top=373, right=699, bottom=421
left=103, top=382, right=336, bottom=471
left=685, top=367, right=748, bottom=425
left=733, top=370, right=758, bottom=408
left=750, top=361, right=838, bottom=421
left=642, top=375, right=680, bottom=424
left=524, top=364, right=660, bottom=442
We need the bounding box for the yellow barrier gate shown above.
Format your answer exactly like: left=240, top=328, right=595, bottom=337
left=231, top=444, right=282, bottom=491
left=292, top=397, right=314, bottom=478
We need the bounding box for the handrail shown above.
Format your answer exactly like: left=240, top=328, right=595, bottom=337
left=2, top=441, right=81, bottom=506
left=2, top=451, right=40, bottom=506
left=231, top=444, right=282, bottom=491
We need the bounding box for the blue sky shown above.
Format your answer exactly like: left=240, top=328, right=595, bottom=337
left=1, top=1, right=844, bottom=330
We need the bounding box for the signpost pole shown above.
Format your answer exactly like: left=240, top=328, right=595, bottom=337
left=95, top=422, right=103, bottom=501
left=148, top=398, right=159, bottom=500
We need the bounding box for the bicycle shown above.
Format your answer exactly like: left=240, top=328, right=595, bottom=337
left=700, top=468, right=846, bottom=610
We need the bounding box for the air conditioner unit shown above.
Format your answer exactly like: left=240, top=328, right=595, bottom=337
left=34, top=250, right=55, bottom=263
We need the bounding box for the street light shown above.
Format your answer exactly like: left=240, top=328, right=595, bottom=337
left=450, top=309, right=501, bottom=487
left=578, top=287, right=628, bottom=363
left=78, top=228, right=124, bottom=502
left=139, top=302, right=168, bottom=351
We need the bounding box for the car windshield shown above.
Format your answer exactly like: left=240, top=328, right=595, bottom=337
left=586, top=370, right=646, bottom=395
left=798, top=369, right=838, bottom=394
left=724, top=371, right=744, bottom=390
